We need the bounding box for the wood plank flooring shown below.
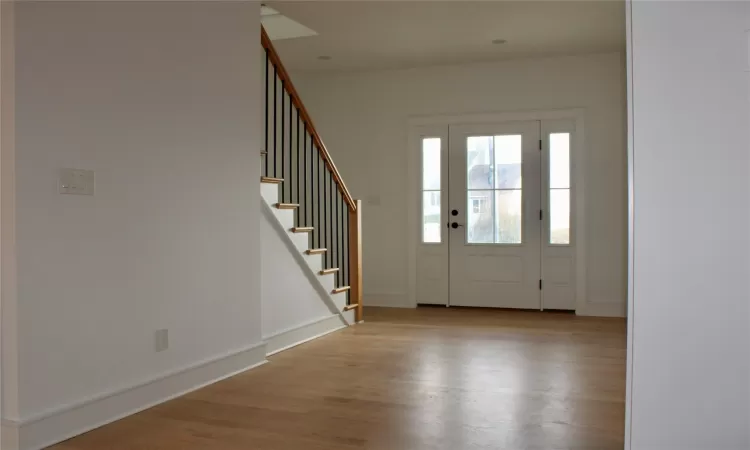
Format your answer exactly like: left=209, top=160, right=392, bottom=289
left=52, top=307, right=627, bottom=450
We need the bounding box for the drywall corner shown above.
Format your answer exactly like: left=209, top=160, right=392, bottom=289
left=1, top=0, right=20, bottom=426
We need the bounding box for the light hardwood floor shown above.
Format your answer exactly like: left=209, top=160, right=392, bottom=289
left=53, top=307, right=627, bottom=450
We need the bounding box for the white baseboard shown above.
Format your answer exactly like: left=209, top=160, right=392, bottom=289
left=2, top=421, right=20, bottom=450
left=577, top=302, right=627, bottom=318
left=363, top=293, right=410, bottom=308
left=6, top=342, right=267, bottom=450
left=265, top=314, right=346, bottom=356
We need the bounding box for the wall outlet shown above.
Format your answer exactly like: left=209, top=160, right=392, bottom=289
left=59, top=168, right=95, bottom=195
left=155, top=329, right=169, bottom=352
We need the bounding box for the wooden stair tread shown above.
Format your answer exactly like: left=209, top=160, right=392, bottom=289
left=319, top=268, right=339, bottom=275
left=306, top=248, right=327, bottom=255
left=332, top=286, right=351, bottom=294
left=261, top=176, right=283, bottom=184
left=275, top=203, right=299, bottom=209
left=291, top=227, right=314, bottom=233
left=343, top=304, right=359, bottom=311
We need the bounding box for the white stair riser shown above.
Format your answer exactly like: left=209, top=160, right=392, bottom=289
left=271, top=208, right=295, bottom=230
left=260, top=182, right=280, bottom=204
left=331, top=292, right=348, bottom=310
left=288, top=232, right=310, bottom=253
left=318, top=274, right=335, bottom=292
left=303, top=254, right=323, bottom=275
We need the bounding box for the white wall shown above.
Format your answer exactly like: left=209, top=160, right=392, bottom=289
left=8, top=0, right=262, bottom=440
left=261, top=212, right=336, bottom=340
left=293, top=52, right=627, bottom=312
left=629, top=1, right=750, bottom=448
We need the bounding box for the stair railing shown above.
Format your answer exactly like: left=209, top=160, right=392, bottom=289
left=261, top=27, right=362, bottom=322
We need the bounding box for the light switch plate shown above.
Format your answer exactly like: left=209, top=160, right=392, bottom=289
left=59, top=168, right=95, bottom=195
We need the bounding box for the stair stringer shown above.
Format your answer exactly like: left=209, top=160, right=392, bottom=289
left=260, top=184, right=355, bottom=325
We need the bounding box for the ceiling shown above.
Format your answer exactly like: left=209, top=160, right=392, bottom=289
left=267, top=1, right=626, bottom=73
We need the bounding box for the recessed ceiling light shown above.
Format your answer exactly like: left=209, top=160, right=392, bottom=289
left=318, top=55, right=332, bottom=61
left=492, top=39, right=508, bottom=45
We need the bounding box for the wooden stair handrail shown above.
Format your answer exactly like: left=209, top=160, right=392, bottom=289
left=261, top=27, right=356, bottom=212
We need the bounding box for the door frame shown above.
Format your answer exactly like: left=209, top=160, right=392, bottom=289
left=407, top=108, right=587, bottom=313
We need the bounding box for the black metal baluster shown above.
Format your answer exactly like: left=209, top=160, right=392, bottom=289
left=313, top=145, right=317, bottom=247
left=296, top=111, right=301, bottom=226
left=333, top=179, right=338, bottom=285
left=290, top=105, right=295, bottom=212
left=339, top=194, right=344, bottom=288
left=280, top=83, right=285, bottom=199
left=322, top=160, right=327, bottom=259
left=311, top=140, right=315, bottom=243
left=335, top=190, right=340, bottom=287
left=317, top=149, right=321, bottom=249
left=345, top=203, right=350, bottom=293
left=329, top=171, right=334, bottom=271
left=303, top=124, right=307, bottom=227
left=324, top=159, right=328, bottom=254
left=264, top=52, right=269, bottom=177
left=324, top=169, right=329, bottom=267
left=312, top=138, right=317, bottom=247
left=320, top=153, right=324, bottom=251
left=324, top=169, right=329, bottom=268
left=288, top=92, right=293, bottom=206
left=273, top=67, right=277, bottom=178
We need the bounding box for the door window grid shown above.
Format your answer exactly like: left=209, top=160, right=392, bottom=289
left=422, top=137, right=442, bottom=243
left=466, top=135, right=523, bottom=244
left=549, top=132, right=571, bottom=245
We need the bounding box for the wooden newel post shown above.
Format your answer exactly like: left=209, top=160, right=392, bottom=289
left=349, top=200, right=363, bottom=322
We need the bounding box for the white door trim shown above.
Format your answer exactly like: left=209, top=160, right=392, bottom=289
left=407, top=108, right=587, bottom=313
left=624, top=1, right=635, bottom=448
left=407, top=124, right=450, bottom=307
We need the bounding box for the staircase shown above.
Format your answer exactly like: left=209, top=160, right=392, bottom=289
left=261, top=27, right=362, bottom=323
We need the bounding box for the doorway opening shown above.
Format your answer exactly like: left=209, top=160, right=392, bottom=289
left=411, top=112, right=587, bottom=312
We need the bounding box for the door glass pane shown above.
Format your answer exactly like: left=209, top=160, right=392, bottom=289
left=422, top=138, right=441, bottom=190
left=467, top=190, right=494, bottom=243
left=466, top=136, right=493, bottom=189
left=466, top=134, right=523, bottom=245
left=422, top=191, right=441, bottom=243
left=549, top=132, right=571, bottom=244
left=421, top=137, right=442, bottom=244
left=496, top=190, right=522, bottom=244
left=550, top=133, right=570, bottom=189
left=494, top=135, right=522, bottom=189
left=550, top=189, right=570, bottom=244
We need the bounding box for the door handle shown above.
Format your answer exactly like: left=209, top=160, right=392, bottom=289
left=450, top=222, right=464, bottom=229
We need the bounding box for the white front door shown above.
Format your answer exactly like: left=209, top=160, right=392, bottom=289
left=448, top=122, right=542, bottom=309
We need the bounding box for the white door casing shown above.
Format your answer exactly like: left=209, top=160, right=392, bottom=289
left=413, top=126, right=449, bottom=306
left=409, top=109, right=586, bottom=312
